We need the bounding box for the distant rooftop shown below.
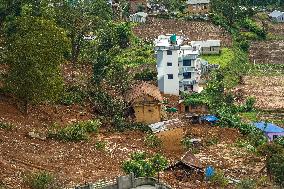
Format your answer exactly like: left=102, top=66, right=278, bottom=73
left=191, top=40, right=221, bottom=47
left=269, top=10, right=284, bottom=18
left=252, top=122, right=284, bottom=133
left=187, top=0, right=210, bottom=5
left=155, top=34, right=183, bottom=47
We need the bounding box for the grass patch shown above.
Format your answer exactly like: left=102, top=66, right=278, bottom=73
left=144, top=134, right=162, bottom=148
left=201, top=48, right=234, bottom=68
left=48, top=120, right=101, bottom=142
left=248, top=63, right=284, bottom=76
left=95, top=140, right=108, bottom=151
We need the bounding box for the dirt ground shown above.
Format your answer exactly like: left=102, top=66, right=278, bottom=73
left=234, top=76, right=284, bottom=110
left=133, top=17, right=232, bottom=46
left=249, top=40, right=284, bottom=64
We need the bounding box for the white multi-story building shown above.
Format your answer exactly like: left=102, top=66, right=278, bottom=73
left=155, top=34, right=209, bottom=96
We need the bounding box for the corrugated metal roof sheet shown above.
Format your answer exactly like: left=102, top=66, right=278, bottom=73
left=252, top=122, right=284, bottom=133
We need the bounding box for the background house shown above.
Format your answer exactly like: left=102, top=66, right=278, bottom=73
left=129, top=12, right=148, bottom=23
left=191, top=40, right=221, bottom=55
left=252, top=122, right=284, bottom=141
left=187, top=0, right=210, bottom=14
left=178, top=100, right=208, bottom=114
left=126, top=82, right=163, bottom=124
left=269, top=10, right=284, bottom=22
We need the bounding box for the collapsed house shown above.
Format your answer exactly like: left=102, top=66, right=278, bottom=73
left=126, top=82, right=163, bottom=124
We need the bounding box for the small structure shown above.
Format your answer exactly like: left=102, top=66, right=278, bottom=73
left=268, top=10, right=284, bottom=23
left=252, top=122, right=284, bottom=141
left=191, top=40, right=221, bottom=55
left=129, top=0, right=147, bottom=13
left=129, top=12, right=148, bottom=23
left=167, top=151, right=204, bottom=172
left=149, top=118, right=184, bottom=133
left=178, top=100, right=208, bottom=114
left=186, top=0, right=210, bottom=14
left=126, top=82, right=163, bottom=124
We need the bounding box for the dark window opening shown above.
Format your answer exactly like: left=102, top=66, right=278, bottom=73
left=168, top=74, right=173, bottom=79
left=183, top=72, right=191, bottom=79
left=273, top=135, right=278, bottom=140
left=167, top=50, right=172, bottom=55
left=185, top=106, right=189, bottom=112
left=183, top=59, right=191, bottom=66
left=167, top=62, right=172, bottom=66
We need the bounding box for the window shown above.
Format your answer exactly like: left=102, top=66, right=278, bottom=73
left=167, top=62, right=172, bottom=66
left=167, top=50, right=172, bottom=55
left=273, top=135, right=278, bottom=140
left=167, top=74, right=173, bottom=79
left=183, top=72, right=191, bottom=79
left=183, top=59, right=191, bottom=66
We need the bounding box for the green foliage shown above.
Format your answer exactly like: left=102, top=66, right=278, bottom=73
left=0, top=122, right=13, bottom=130
left=239, top=18, right=266, bottom=39
left=236, top=179, right=256, bottom=189
left=209, top=170, right=229, bottom=188
left=46, top=0, right=112, bottom=64
left=24, top=171, right=56, bottom=189
left=268, top=152, right=284, bottom=187
left=182, top=92, right=208, bottom=106
left=275, top=137, right=284, bottom=148
left=48, top=120, right=101, bottom=142
left=95, top=140, right=107, bottom=151
left=205, top=137, right=219, bottom=146
left=134, top=69, right=157, bottom=81
left=60, top=86, right=87, bottom=105
left=181, top=137, right=193, bottom=150
left=4, top=16, right=69, bottom=110
left=144, top=134, right=162, bottom=148
left=201, top=48, right=235, bottom=68
left=122, top=152, right=168, bottom=177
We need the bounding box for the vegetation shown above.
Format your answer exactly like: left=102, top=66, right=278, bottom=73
left=48, top=120, right=101, bottom=142
left=122, top=152, right=168, bottom=177
left=0, top=122, right=13, bottom=130
left=201, top=48, right=235, bottom=68
left=95, top=140, right=108, bottom=151
left=236, top=179, right=256, bottom=189
left=209, top=170, right=229, bottom=188
left=144, top=134, right=162, bottom=148
left=4, top=16, right=69, bottom=113
left=23, top=171, right=57, bottom=189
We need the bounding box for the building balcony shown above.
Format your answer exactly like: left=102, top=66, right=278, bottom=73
left=179, top=79, right=197, bottom=85
left=178, top=67, right=197, bottom=74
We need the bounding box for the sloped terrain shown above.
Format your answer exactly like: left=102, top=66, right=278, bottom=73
left=249, top=40, right=284, bottom=64
left=133, top=17, right=232, bottom=46
left=234, top=76, right=284, bottom=110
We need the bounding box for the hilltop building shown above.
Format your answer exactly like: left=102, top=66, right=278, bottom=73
left=269, top=10, right=284, bottom=23
left=155, top=34, right=218, bottom=96
left=186, top=0, right=210, bottom=14
left=191, top=40, right=221, bottom=55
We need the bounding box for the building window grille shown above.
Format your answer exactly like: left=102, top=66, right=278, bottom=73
left=183, top=59, right=191, bottom=66
left=167, top=74, right=173, bottom=79
left=167, top=50, right=172, bottom=55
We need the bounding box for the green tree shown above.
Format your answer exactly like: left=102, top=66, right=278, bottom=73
left=45, top=0, right=112, bottom=64
left=268, top=153, right=284, bottom=187
left=4, top=16, right=69, bottom=113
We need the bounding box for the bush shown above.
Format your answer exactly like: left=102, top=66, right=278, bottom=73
left=95, top=140, right=107, bottom=151
left=24, top=171, right=56, bottom=189
left=48, top=120, right=101, bottom=142
left=267, top=153, right=284, bottom=187
left=144, top=134, right=162, bottom=148
left=275, top=137, right=284, bottom=147
left=236, top=179, right=256, bottom=189
left=122, top=152, right=168, bottom=177
left=134, top=69, right=157, bottom=81
left=209, top=170, right=229, bottom=188
left=60, top=86, right=87, bottom=105
left=0, top=122, right=13, bottom=130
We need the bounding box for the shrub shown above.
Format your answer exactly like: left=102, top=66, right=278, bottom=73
left=48, top=120, right=101, bottom=142
left=95, top=140, right=107, bottom=151
left=181, top=137, right=193, bottom=150
left=236, top=179, right=256, bottom=189
left=144, top=134, right=162, bottom=148
left=267, top=153, right=284, bottom=187
left=209, top=170, right=229, bottom=188
left=133, top=69, right=157, bottom=81
left=275, top=137, right=284, bottom=147
left=60, top=86, right=87, bottom=105
left=122, top=152, right=168, bottom=178
left=24, top=171, right=56, bottom=189
left=0, top=122, right=13, bottom=130
left=205, top=137, right=219, bottom=146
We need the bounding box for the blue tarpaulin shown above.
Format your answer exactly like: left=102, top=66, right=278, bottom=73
left=252, top=122, right=284, bottom=133
left=201, top=115, right=219, bottom=123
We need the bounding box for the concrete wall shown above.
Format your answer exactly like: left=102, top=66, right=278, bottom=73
left=201, top=47, right=220, bottom=54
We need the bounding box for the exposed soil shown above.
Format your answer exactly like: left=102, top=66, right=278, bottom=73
left=234, top=76, right=284, bottom=110
left=133, top=17, right=232, bottom=46
left=249, top=40, right=284, bottom=64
